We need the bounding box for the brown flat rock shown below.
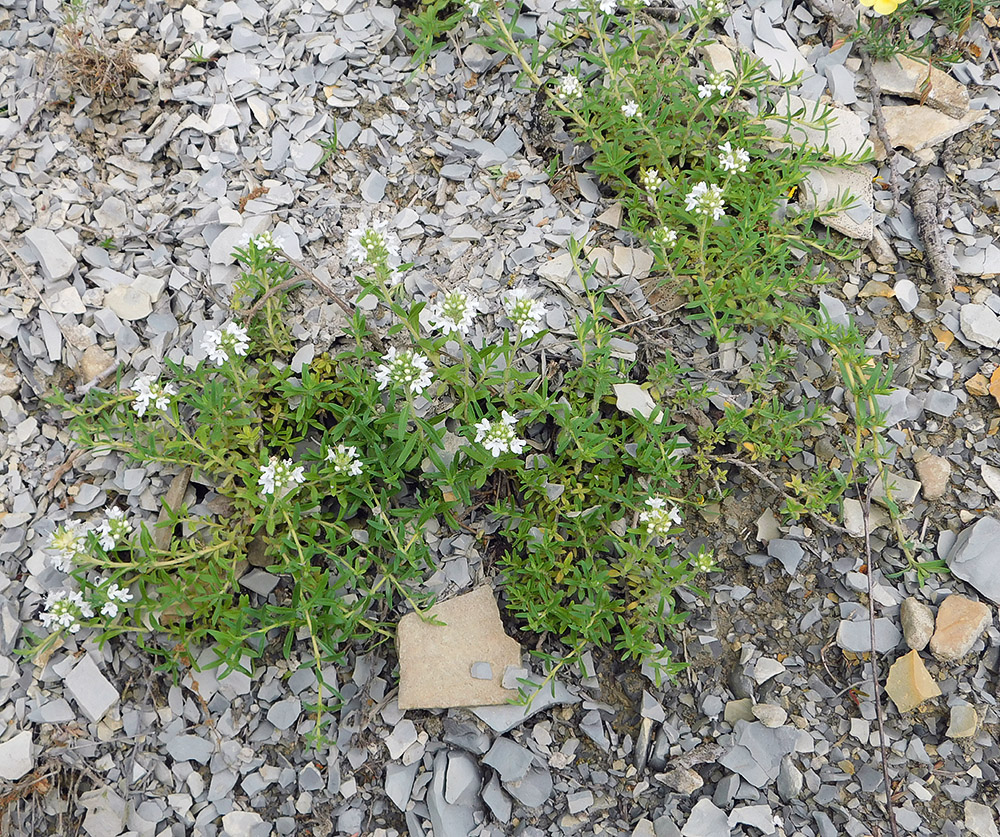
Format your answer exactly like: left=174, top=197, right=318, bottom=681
left=872, top=55, right=970, bottom=119
left=397, top=586, right=522, bottom=710
left=880, top=106, right=989, bottom=154
left=929, top=594, right=993, bottom=662
left=885, top=650, right=940, bottom=713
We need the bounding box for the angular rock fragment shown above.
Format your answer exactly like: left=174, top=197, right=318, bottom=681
left=914, top=452, right=951, bottom=500
left=885, top=650, right=940, bottom=713
left=64, top=655, right=119, bottom=723
left=0, top=730, right=33, bottom=781
left=929, top=594, right=992, bottom=661
left=946, top=705, right=978, bottom=739
left=946, top=517, right=1000, bottom=604
left=900, top=597, right=934, bottom=651
left=80, top=787, right=126, bottom=837
left=681, top=797, right=729, bottom=836
left=24, top=227, right=77, bottom=280
left=397, top=586, right=521, bottom=710
left=880, top=105, right=988, bottom=153
left=872, top=55, right=970, bottom=118
left=960, top=304, right=1000, bottom=349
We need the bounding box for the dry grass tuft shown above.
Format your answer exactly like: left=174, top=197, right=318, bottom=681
left=58, top=25, right=137, bottom=99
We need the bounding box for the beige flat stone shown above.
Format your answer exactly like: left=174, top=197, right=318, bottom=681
left=881, top=105, right=989, bottom=154
left=929, top=594, right=992, bottom=661
left=872, top=55, right=970, bottom=119
left=798, top=166, right=875, bottom=240
left=765, top=95, right=874, bottom=159
left=885, top=650, right=940, bottom=713
left=397, top=586, right=522, bottom=710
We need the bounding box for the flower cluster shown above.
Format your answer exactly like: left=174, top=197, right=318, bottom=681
left=598, top=0, right=617, bottom=13
left=375, top=347, right=434, bottom=396
left=427, top=290, right=479, bottom=337
left=464, top=0, right=483, bottom=14
left=502, top=289, right=546, bottom=339
left=239, top=230, right=283, bottom=251
left=39, top=590, right=94, bottom=634
left=685, top=182, right=726, bottom=221
left=638, top=497, right=683, bottom=538
left=97, top=507, right=132, bottom=551
left=132, top=375, right=177, bottom=418
left=258, top=456, right=306, bottom=497
left=474, top=411, right=526, bottom=458
left=202, top=322, right=250, bottom=367
left=651, top=226, right=678, bottom=247
left=326, top=444, right=364, bottom=477
left=99, top=579, right=134, bottom=618
left=697, top=71, right=732, bottom=99
left=718, top=141, right=750, bottom=173
left=48, top=521, right=93, bottom=573
left=640, top=168, right=664, bottom=193
left=621, top=100, right=642, bottom=118
left=346, top=219, right=401, bottom=270
left=556, top=75, right=584, bottom=100
left=691, top=548, right=716, bottom=573
left=700, top=0, right=728, bottom=17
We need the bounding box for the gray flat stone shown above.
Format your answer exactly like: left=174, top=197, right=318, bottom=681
left=767, top=538, right=804, bottom=575
left=472, top=682, right=575, bottom=733
left=385, top=762, right=419, bottom=812
left=266, top=697, right=301, bottom=731
left=729, top=805, right=777, bottom=834
left=165, top=734, right=214, bottom=764
left=80, top=787, right=126, bottom=837
left=483, top=737, right=534, bottom=782
left=361, top=170, right=388, bottom=203
left=64, top=655, right=119, bottom=723
left=681, top=798, right=729, bottom=837
left=481, top=773, right=511, bottom=823
left=966, top=801, right=1000, bottom=837
left=837, top=617, right=902, bottom=654
left=946, top=517, right=1000, bottom=604
left=960, top=303, right=1000, bottom=348
left=502, top=760, right=552, bottom=808
left=24, top=227, right=76, bottom=280
left=427, top=751, right=480, bottom=837
left=0, top=730, right=33, bottom=781
left=221, top=811, right=265, bottom=837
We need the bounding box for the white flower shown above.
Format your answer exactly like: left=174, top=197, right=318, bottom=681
left=621, top=100, right=641, bottom=118
left=718, top=141, right=750, bottom=173
left=258, top=456, right=306, bottom=497
left=201, top=322, right=250, bottom=367
left=326, top=444, right=364, bottom=477
left=98, top=578, right=133, bottom=619
left=502, top=288, right=546, bottom=339
left=374, top=347, right=434, bottom=396
left=346, top=219, right=401, bottom=269
left=697, top=71, right=732, bottom=100
left=651, top=226, right=677, bottom=247
left=464, top=0, right=483, bottom=14
left=427, top=290, right=479, bottom=337
left=39, top=590, right=94, bottom=634
left=639, top=167, right=663, bottom=192
left=97, top=507, right=132, bottom=552
left=48, top=521, right=92, bottom=572
left=691, top=548, right=716, bottom=573
left=700, top=0, right=727, bottom=17
left=556, top=75, right=584, bottom=100
left=599, top=0, right=617, bottom=13
left=685, top=182, right=726, bottom=221
left=474, top=411, right=526, bottom=458
left=239, top=230, right=284, bottom=251
left=638, top=496, right=683, bottom=538
left=132, top=375, right=177, bottom=418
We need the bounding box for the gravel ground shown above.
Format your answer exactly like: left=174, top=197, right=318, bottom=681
left=1, top=0, right=1000, bottom=835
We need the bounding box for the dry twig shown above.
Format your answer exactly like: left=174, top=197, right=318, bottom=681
left=910, top=174, right=957, bottom=294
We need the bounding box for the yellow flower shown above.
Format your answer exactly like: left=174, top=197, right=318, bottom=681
left=859, top=0, right=902, bottom=15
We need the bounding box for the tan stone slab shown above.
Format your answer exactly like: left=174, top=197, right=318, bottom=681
left=872, top=55, right=969, bottom=119
left=397, top=586, right=522, bottom=710
left=765, top=95, right=874, bottom=159
left=929, top=594, right=992, bottom=661
left=880, top=105, right=989, bottom=154
left=798, top=166, right=874, bottom=240
left=885, top=650, right=940, bottom=713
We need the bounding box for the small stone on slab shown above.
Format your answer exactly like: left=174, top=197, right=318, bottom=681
left=885, top=650, right=941, bottom=713
left=900, top=597, right=934, bottom=651
left=946, top=704, right=978, bottom=739
left=397, top=586, right=521, bottom=710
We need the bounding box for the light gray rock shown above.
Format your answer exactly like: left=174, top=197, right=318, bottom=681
left=64, top=655, right=119, bottom=723
left=901, top=597, right=934, bottom=651
left=777, top=754, right=803, bottom=801
left=361, top=170, right=388, bottom=203
left=752, top=703, right=788, bottom=728
left=266, top=697, right=301, bottom=731
left=483, top=737, right=534, bottom=782
left=767, top=538, right=804, bottom=575
left=965, top=800, right=1000, bottom=837
left=502, top=760, right=552, bottom=808
left=24, top=227, right=76, bottom=280
left=472, top=678, right=578, bottom=733
left=462, top=43, right=493, bottom=73
left=80, top=787, right=126, bottom=837
left=837, top=617, right=902, bottom=653
left=681, top=798, right=729, bottom=837
left=946, top=517, right=1000, bottom=604
left=960, top=303, right=1000, bottom=348
left=894, top=278, right=919, bottom=312
left=0, top=730, right=33, bottom=781
left=384, top=719, right=417, bottom=759
left=384, top=762, right=419, bottom=812
left=221, top=811, right=265, bottom=837
left=730, top=805, right=777, bottom=834
left=105, top=285, right=153, bottom=321
left=924, top=389, right=958, bottom=417
left=164, top=734, right=214, bottom=764
left=752, top=657, right=785, bottom=684
left=427, top=751, right=480, bottom=836
left=871, top=471, right=922, bottom=507
left=481, top=774, right=511, bottom=823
